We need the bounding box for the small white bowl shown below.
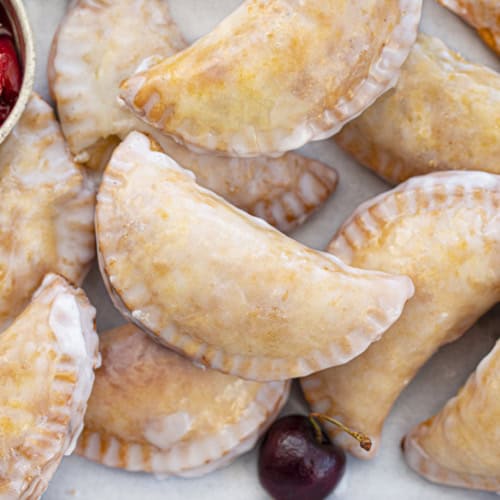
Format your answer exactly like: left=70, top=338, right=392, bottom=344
left=0, top=0, right=35, bottom=145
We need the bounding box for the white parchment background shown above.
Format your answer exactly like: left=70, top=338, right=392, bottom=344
left=23, top=1, right=500, bottom=498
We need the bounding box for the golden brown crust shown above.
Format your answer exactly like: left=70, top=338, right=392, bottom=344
left=404, top=339, right=500, bottom=492
left=96, top=132, right=414, bottom=381
left=438, top=0, right=500, bottom=55
left=302, top=171, right=500, bottom=459
left=77, top=324, right=289, bottom=477
left=335, top=34, right=500, bottom=184
left=156, top=135, right=338, bottom=233
left=120, top=0, right=422, bottom=156
left=0, top=274, right=99, bottom=499
left=48, top=0, right=338, bottom=232
left=0, top=94, right=95, bottom=331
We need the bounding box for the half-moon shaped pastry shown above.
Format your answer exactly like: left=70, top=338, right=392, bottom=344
left=0, top=274, right=100, bottom=499
left=404, top=338, right=500, bottom=492
left=77, top=324, right=289, bottom=477
left=0, top=94, right=95, bottom=331
left=120, top=0, right=422, bottom=157
left=438, top=0, right=500, bottom=56
left=301, top=171, right=500, bottom=458
left=158, top=139, right=338, bottom=233
left=96, top=131, right=414, bottom=381
left=49, top=0, right=338, bottom=233
left=335, top=34, right=500, bottom=184
left=49, top=0, right=186, bottom=161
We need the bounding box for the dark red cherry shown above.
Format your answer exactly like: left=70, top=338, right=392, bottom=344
left=0, top=35, right=21, bottom=123
left=258, top=415, right=346, bottom=500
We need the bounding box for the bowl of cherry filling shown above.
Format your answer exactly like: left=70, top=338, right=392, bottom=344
left=0, top=0, right=34, bottom=144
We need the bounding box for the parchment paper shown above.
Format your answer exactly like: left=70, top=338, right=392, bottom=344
left=24, top=1, right=500, bottom=498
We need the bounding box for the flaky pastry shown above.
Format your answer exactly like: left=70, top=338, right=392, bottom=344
left=77, top=324, right=289, bottom=477
left=439, top=0, right=499, bottom=56
left=335, top=34, right=500, bottom=183
left=404, top=338, right=500, bottom=493
left=49, top=0, right=338, bottom=232
left=96, top=132, right=414, bottom=381
left=120, top=0, right=422, bottom=156
left=0, top=94, right=95, bottom=331
left=0, top=274, right=99, bottom=499
left=302, top=171, right=500, bottom=458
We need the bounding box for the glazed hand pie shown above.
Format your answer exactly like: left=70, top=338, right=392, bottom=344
left=49, top=0, right=338, bottom=233
left=335, top=34, right=500, bottom=184
left=0, top=274, right=100, bottom=499
left=119, top=0, right=422, bottom=157
left=0, top=94, right=95, bottom=331
left=152, top=137, right=338, bottom=233
left=301, top=171, right=500, bottom=458
left=96, top=131, right=414, bottom=381
left=77, top=324, right=289, bottom=477
left=438, top=0, right=500, bottom=56
left=49, top=0, right=185, bottom=161
left=404, top=338, right=500, bottom=492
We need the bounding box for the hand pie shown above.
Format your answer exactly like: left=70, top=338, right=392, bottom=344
left=77, top=324, right=289, bottom=477
left=335, top=34, right=500, bottom=184
left=49, top=0, right=338, bottom=233
left=438, top=0, right=500, bottom=56
left=96, top=131, right=414, bottom=381
left=0, top=94, right=95, bottom=331
left=49, top=0, right=185, bottom=161
left=404, top=338, right=500, bottom=492
left=154, top=137, right=338, bottom=233
left=301, top=171, right=500, bottom=458
left=0, top=274, right=100, bottom=499
left=119, top=0, right=422, bottom=157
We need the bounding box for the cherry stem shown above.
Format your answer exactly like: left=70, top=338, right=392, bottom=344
left=309, top=413, right=372, bottom=452
left=308, top=414, right=324, bottom=444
